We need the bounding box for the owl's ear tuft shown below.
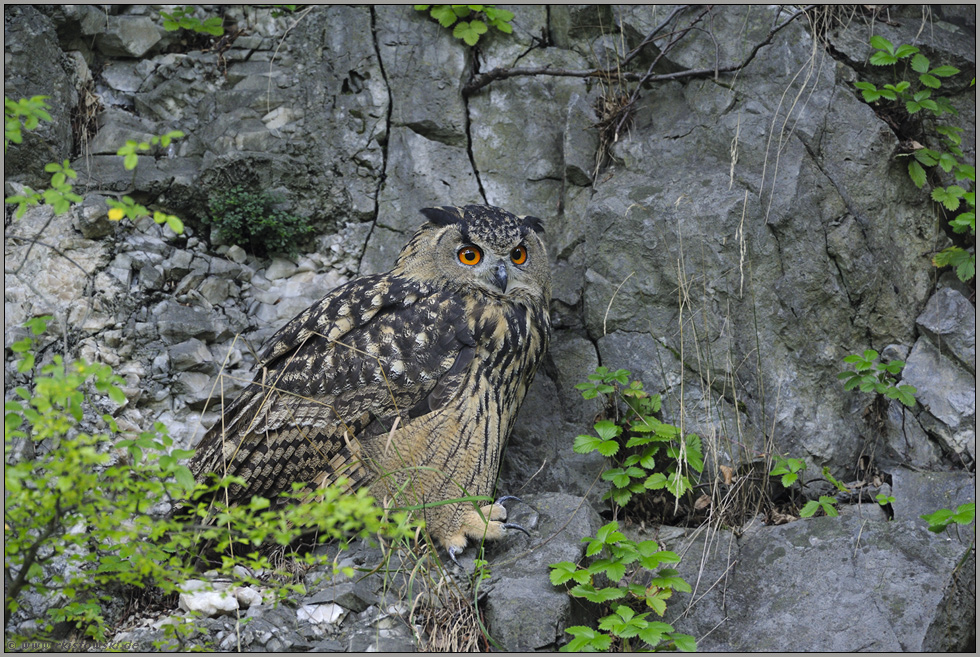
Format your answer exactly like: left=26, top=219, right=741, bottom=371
left=420, top=206, right=464, bottom=227
left=522, top=215, right=545, bottom=234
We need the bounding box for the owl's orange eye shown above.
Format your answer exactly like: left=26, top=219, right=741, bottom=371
left=510, top=245, right=528, bottom=265
left=457, top=245, right=482, bottom=266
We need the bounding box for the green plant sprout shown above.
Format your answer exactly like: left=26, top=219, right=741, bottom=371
left=769, top=454, right=807, bottom=488
left=4, top=95, right=52, bottom=151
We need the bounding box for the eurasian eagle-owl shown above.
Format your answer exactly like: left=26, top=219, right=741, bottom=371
left=188, top=204, right=551, bottom=561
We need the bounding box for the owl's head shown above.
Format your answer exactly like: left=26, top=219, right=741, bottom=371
left=394, top=205, right=551, bottom=305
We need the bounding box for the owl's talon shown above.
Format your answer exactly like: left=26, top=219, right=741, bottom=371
left=447, top=545, right=462, bottom=568
left=502, top=522, right=531, bottom=537
left=495, top=495, right=523, bottom=506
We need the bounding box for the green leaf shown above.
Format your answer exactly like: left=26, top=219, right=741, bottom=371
left=799, top=500, right=820, bottom=517
left=893, top=44, right=918, bottom=59
left=932, top=185, right=966, bottom=211
left=595, top=521, right=626, bottom=545
left=569, top=584, right=625, bottom=603
left=665, top=471, right=692, bottom=498
left=589, top=558, right=626, bottom=582
left=951, top=211, right=975, bottom=234
left=671, top=632, right=698, bottom=652
left=645, top=472, right=667, bottom=490
left=593, top=419, right=621, bottom=441
left=907, top=160, right=927, bottom=188
left=562, top=627, right=612, bottom=652
left=869, top=51, right=897, bottom=66
left=910, top=53, right=930, bottom=73
left=549, top=561, right=582, bottom=585
left=930, top=65, right=960, bottom=78
left=896, top=385, right=917, bottom=408
left=918, top=73, right=941, bottom=89
left=638, top=550, right=681, bottom=570
left=869, top=35, right=893, bottom=54
left=17, top=353, right=35, bottom=373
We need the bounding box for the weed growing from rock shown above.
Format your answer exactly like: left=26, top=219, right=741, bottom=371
left=4, top=95, right=185, bottom=234
left=838, top=349, right=917, bottom=408
left=550, top=366, right=698, bottom=652
left=855, top=35, right=975, bottom=282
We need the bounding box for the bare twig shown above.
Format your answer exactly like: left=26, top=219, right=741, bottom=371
left=462, top=5, right=814, bottom=96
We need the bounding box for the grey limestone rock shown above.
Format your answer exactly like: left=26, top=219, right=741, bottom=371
left=916, top=287, right=976, bottom=374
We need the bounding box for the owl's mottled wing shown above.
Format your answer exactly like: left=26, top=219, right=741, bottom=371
left=188, top=272, right=475, bottom=506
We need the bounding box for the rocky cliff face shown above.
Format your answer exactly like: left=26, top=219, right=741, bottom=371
left=4, top=4, right=975, bottom=651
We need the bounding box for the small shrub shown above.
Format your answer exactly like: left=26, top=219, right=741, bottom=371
left=4, top=318, right=412, bottom=644
left=205, top=186, right=315, bottom=257
left=552, top=367, right=698, bottom=652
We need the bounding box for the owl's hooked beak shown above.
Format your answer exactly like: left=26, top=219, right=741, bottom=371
left=491, top=261, right=508, bottom=293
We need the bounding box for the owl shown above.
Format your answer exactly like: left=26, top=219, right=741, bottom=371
left=188, top=204, right=552, bottom=563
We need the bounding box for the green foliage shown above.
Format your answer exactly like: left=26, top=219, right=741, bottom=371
left=859, top=36, right=959, bottom=114
left=269, top=5, right=300, bottom=18
left=5, top=159, right=83, bottom=218
left=875, top=493, right=896, bottom=506
left=3, top=95, right=185, bottom=235
left=554, top=367, right=698, bottom=651
left=855, top=37, right=975, bottom=282
left=799, top=495, right=839, bottom=518
left=159, top=6, right=224, bottom=36
left=115, top=130, right=185, bottom=171
left=105, top=129, right=187, bottom=233
left=551, top=521, right=695, bottom=652
left=769, top=454, right=806, bottom=488
left=5, top=319, right=412, bottom=643
left=837, top=349, right=917, bottom=408
left=4, top=95, right=52, bottom=151
left=414, top=5, right=514, bottom=46
left=768, top=457, right=849, bottom=519
left=573, top=367, right=704, bottom=510
left=921, top=502, right=975, bottom=533
left=206, top=185, right=314, bottom=257
left=107, top=195, right=184, bottom=235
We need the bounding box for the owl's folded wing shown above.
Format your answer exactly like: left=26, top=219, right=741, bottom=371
left=187, top=272, right=475, bottom=505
